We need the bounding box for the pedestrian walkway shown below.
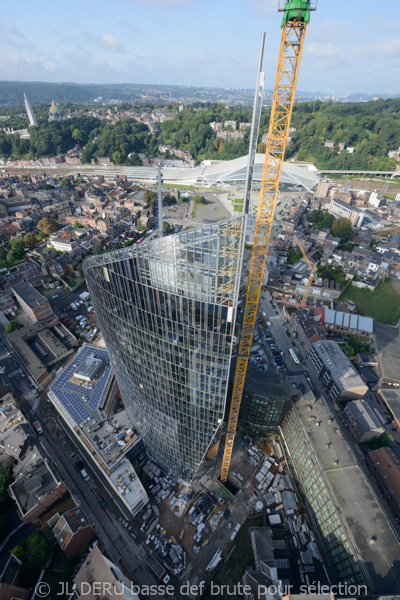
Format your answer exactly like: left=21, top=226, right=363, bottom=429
left=31, top=399, right=39, bottom=414
left=8, top=369, right=21, bottom=378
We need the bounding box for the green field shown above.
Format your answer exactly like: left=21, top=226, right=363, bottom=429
left=339, top=279, right=400, bottom=325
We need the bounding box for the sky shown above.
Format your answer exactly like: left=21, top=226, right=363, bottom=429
left=1, top=0, right=399, bottom=95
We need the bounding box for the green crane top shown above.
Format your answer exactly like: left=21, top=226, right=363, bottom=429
left=280, top=1, right=316, bottom=28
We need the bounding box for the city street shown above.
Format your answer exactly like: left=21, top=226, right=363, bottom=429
left=0, top=334, right=176, bottom=599
left=255, top=297, right=400, bottom=541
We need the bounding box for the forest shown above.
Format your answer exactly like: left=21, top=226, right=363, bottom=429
left=286, top=98, right=400, bottom=170
left=0, top=97, right=399, bottom=169
left=0, top=115, right=159, bottom=165
left=159, top=98, right=400, bottom=169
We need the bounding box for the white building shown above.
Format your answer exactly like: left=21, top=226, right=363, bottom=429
left=368, top=191, right=382, bottom=208
left=48, top=345, right=149, bottom=517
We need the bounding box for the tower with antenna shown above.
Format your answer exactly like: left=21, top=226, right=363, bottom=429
left=19, top=66, right=37, bottom=127
left=24, top=94, right=37, bottom=127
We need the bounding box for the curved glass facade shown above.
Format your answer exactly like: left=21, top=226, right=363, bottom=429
left=83, top=218, right=245, bottom=481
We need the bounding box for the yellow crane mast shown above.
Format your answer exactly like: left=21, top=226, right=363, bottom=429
left=300, top=263, right=317, bottom=307
left=220, top=0, right=317, bottom=484
left=298, top=240, right=318, bottom=307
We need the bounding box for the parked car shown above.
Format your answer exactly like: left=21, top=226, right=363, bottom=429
left=51, top=294, right=59, bottom=299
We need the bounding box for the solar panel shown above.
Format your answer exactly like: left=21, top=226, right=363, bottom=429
left=51, top=345, right=113, bottom=425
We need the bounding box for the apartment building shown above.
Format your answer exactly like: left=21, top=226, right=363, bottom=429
left=309, top=340, right=368, bottom=401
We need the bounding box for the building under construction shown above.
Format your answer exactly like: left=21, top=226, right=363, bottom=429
left=84, top=1, right=400, bottom=595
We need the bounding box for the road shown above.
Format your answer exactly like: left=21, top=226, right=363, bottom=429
left=0, top=332, right=179, bottom=599
left=254, top=298, right=400, bottom=540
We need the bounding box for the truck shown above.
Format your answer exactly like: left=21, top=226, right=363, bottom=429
left=146, top=555, right=168, bottom=582
left=79, top=292, right=90, bottom=302
left=33, top=421, right=43, bottom=434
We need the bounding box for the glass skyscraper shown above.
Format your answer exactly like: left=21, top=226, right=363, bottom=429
left=84, top=218, right=245, bottom=481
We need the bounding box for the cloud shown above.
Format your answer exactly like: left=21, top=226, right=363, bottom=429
left=125, top=0, right=195, bottom=5
left=88, top=33, right=125, bottom=53
left=241, top=0, right=277, bottom=16
left=0, top=18, right=24, bottom=40
left=372, top=38, right=400, bottom=57
left=0, top=18, right=33, bottom=51
left=119, top=19, right=142, bottom=33
left=305, top=42, right=346, bottom=60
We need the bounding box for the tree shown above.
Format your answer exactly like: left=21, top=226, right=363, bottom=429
left=163, top=193, right=176, bottom=206
left=144, top=190, right=157, bottom=210
left=11, top=546, right=25, bottom=561
left=112, top=151, right=123, bottom=164
left=343, top=344, right=355, bottom=357
left=320, top=213, right=335, bottom=229
left=4, top=321, right=24, bottom=335
left=37, top=217, right=58, bottom=236
left=60, top=177, right=72, bottom=188
left=92, top=244, right=103, bottom=255
left=287, top=248, right=302, bottom=265
left=0, top=468, right=14, bottom=508
left=24, top=530, right=52, bottom=569
left=309, top=209, right=322, bottom=224
left=72, top=128, right=83, bottom=143
left=367, top=432, right=394, bottom=450
left=192, top=195, right=206, bottom=205
left=24, top=233, right=37, bottom=249
left=74, top=221, right=83, bottom=229
left=163, top=222, right=171, bottom=235
left=331, top=217, right=352, bottom=235
left=7, top=238, right=25, bottom=262
left=336, top=223, right=353, bottom=243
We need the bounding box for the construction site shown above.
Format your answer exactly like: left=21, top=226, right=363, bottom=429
left=81, top=1, right=400, bottom=597
left=133, top=425, right=328, bottom=595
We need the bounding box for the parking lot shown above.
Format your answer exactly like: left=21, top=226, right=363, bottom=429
left=39, top=285, right=99, bottom=343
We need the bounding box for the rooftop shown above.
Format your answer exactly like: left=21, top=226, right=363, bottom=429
left=312, top=339, right=367, bottom=393
left=74, top=355, right=104, bottom=382
left=109, top=458, right=148, bottom=511
left=324, top=308, right=373, bottom=334
left=345, top=398, right=384, bottom=433
left=48, top=345, right=138, bottom=469
left=378, top=388, right=400, bottom=425
left=290, top=383, right=400, bottom=594
left=10, top=458, right=63, bottom=515
left=52, top=507, right=91, bottom=550
left=48, top=345, right=113, bottom=426
left=375, top=322, right=400, bottom=385
left=12, top=281, right=48, bottom=308
left=7, top=321, right=77, bottom=382
left=74, top=545, right=139, bottom=600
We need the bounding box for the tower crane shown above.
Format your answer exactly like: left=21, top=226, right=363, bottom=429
left=220, top=0, right=317, bottom=484
left=297, top=240, right=318, bottom=307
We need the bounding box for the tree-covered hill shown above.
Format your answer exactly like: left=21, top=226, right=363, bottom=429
left=286, top=98, right=400, bottom=170
left=0, top=115, right=158, bottom=165
left=0, top=97, right=399, bottom=170
left=159, top=98, right=400, bottom=169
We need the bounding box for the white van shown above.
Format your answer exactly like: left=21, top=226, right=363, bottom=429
left=80, top=468, right=90, bottom=481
